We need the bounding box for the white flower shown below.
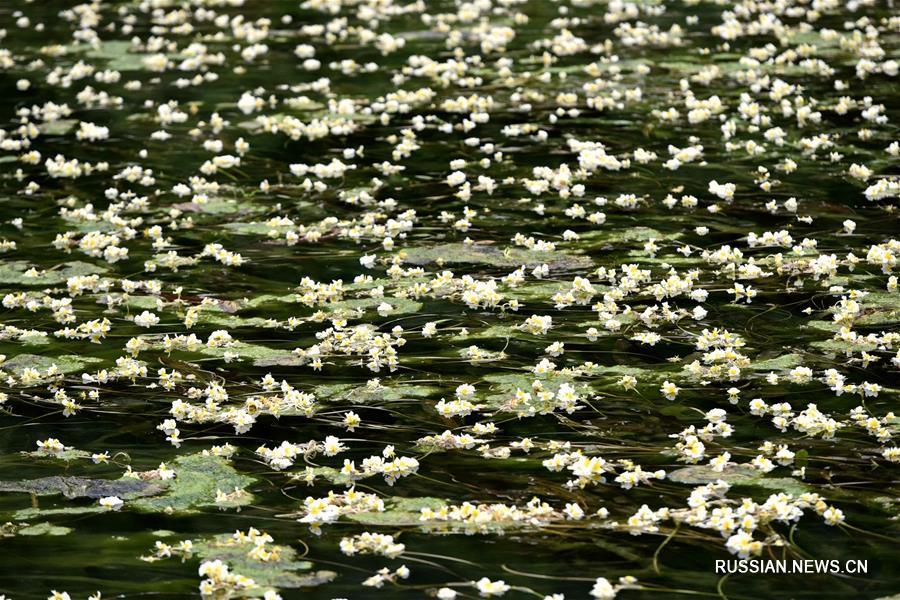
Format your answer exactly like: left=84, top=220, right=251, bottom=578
left=708, top=180, right=736, bottom=200
left=447, top=171, right=467, bottom=187
left=476, top=578, right=510, bottom=597
left=133, top=311, right=160, bottom=328
left=237, top=91, right=260, bottom=114
left=99, top=496, right=123, bottom=510
left=660, top=380, right=680, bottom=400
left=590, top=577, right=617, bottom=600
left=823, top=506, right=844, bottom=525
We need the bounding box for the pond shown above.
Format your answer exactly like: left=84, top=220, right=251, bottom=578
left=0, top=0, right=898, bottom=599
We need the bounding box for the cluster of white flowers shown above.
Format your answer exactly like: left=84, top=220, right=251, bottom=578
left=340, top=532, right=405, bottom=558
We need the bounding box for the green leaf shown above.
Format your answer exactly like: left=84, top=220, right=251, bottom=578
left=345, top=496, right=445, bottom=526
left=0, top=476, right=165, bottom=499
left=15, top=522, right=73, bottom=536
left=668, top=464, right=810, bottom=495
left=191, top=533, right=336, bottom=590
left=38, top=119, right=79, bottom=136
left=3, top=353, right=105, bottom=377
left=0, top=261, right=106, bottom=285
left=401, top=243, right=592, bottom=270
left=129, top=453, right=255, bottom=513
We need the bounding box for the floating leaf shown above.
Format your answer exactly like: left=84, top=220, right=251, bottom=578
left=191, top=533, right=336, bottom=590
left=0, top=261, right=106, bottom=285
left=401, top=243, right=592, bottom=270
left=668, top=464, right=810, bottom=495
left=345, top=496, right=445, bottom=526
left=0, top=476, right=164, bottom=499
left=749, top=353, right=804, bottom=371
left=129, top=453, right=254, bottom=513
left=21, top=448, right=93, bottom=462
left=38, top=119, right=78, bottom=136
left=84, top=40, right=166, bottom=71
left=316, top=382, right=438, bottom=404
left=14, top=522, right=74, bottom=536
left=3, top=353, right=105, bottom=377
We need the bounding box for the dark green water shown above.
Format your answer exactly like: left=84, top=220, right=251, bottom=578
left=0, top=0, right=898, bottom=599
